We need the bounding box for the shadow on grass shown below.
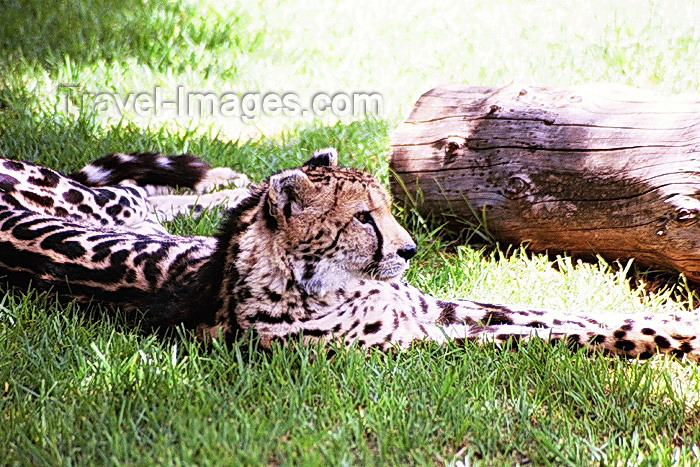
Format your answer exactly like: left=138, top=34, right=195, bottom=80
left=0, top=0, right=261, bottom=77
left=0, top=82, right=389, bottom=176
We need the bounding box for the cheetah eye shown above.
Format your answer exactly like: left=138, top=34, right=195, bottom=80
left=354, top=211, right=372, bottom=224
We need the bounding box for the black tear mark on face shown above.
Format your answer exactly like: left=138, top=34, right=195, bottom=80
left=358, top=213, right=384, bottom=277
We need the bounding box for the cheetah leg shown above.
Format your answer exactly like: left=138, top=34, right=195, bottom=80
left=194, top=167, right=250, bottom=193
left=143, top=168, right=251, bottom=196
left=147, top=188, right=251, bottom=222
left=440, top=302, right=700, bottom=362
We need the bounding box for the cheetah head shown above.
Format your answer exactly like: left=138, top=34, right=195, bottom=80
left=264, top=149, right=417, bottom=297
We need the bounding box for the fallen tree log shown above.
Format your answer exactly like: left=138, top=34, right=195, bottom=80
left=389, top=83, right=700, bottom=282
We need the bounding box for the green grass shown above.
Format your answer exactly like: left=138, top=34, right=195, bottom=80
left=3, top=0, right=700, bottom=465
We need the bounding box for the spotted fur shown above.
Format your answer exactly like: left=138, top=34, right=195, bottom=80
left=1, top=150, right=699, bottom=361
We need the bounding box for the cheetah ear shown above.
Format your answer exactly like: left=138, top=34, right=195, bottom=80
left=267, top=169, right=313, bottom=220
left=302, top=147, right=338, bottom=168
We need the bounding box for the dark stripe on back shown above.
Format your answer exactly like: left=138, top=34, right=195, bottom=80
left=12, top=218, right=64, bottom=240
left=40, top=230, right=87, bottom=259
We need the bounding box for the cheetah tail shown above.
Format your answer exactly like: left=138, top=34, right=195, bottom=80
left=70, top=152, right=210, bottom=188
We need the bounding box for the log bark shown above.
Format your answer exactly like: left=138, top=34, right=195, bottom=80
left=389, top=83, right=700, bottom=282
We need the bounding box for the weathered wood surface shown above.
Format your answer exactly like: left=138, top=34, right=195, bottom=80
left=389, top=84, right=700, bottom=281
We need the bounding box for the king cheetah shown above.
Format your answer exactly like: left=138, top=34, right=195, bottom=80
left=0, top=149, right=698, bottom=360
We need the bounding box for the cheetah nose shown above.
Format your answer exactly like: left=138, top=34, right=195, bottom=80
left=397, top=245, right=417, bottom=260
